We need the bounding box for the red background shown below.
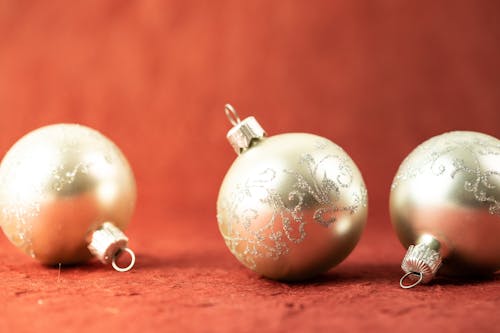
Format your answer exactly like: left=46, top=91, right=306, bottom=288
left=0, top=1, right=499, bottom=332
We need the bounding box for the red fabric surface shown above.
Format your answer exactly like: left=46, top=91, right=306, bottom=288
left=0, top=1, right=499, bottom=332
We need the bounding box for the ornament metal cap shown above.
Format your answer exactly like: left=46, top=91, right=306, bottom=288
left=87, top=222, right=136, bottom=272
left=225, top=104, right=266, bottom=154
left=400, top=243, right=442, bottom=289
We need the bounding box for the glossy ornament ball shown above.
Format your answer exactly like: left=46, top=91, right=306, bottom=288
left=390, top=131, right=500, bottom=287
left=0, top=124, right=136, bottom=267
left=217, top=105, right=368, bottom=281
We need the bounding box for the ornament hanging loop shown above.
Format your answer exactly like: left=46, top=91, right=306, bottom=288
left=111, top=247, right=136, bottom=272
left=400, top=271, right=423, bottom=289
left=225, top=104, right=241, bottom=126
left=88, top=222, right=136, bottom=272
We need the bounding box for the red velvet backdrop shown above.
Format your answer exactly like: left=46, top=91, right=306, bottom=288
left=0, top=1, right=498, bottom=332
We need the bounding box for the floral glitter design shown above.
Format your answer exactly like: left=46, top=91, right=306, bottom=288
left=391, top=132, right=500, bottom=216
left=218, top=142, right=367, bottom=268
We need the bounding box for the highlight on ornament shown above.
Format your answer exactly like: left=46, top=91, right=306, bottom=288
left=217, top=104, right=368, bottom=281
left=390, top=131, right=500, bottom=288
left=0, top=124, right=137, bottom=272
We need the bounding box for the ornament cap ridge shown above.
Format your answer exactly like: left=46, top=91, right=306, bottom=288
left=224, top=104, right=266, bottom=155
left=400, top=242, right=442, bottom=288
left=87, top=222, right=135, bottom=272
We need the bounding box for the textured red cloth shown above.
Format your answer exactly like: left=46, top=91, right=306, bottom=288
left=0, top=1, right=499, bottom=332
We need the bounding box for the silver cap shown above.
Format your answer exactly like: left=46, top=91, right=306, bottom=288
left=400, top=243, right=442, bottom=287
left=225, top=104, right=266, bottom=154
left=88, top=222, right=135, bottom=272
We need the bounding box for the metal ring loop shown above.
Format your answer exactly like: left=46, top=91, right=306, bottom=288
left=111, top=247, right=136, bottom=272
left=225, top=104, right=241, bottom=126
left=400, top=271, right=423, bottom=289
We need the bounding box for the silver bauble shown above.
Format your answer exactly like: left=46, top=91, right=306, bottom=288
left=390, top=131, right=500, bottom=288
left=217, top=105, right=368, bottom=281
left=0, top=124, right=136, bottom=270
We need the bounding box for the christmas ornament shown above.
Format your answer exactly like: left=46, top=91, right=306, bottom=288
left=217, top=104, right=368, bottom=281
left=0, top=124, right=137, bottom=272
left=390, top=131, right=500, bottom=288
